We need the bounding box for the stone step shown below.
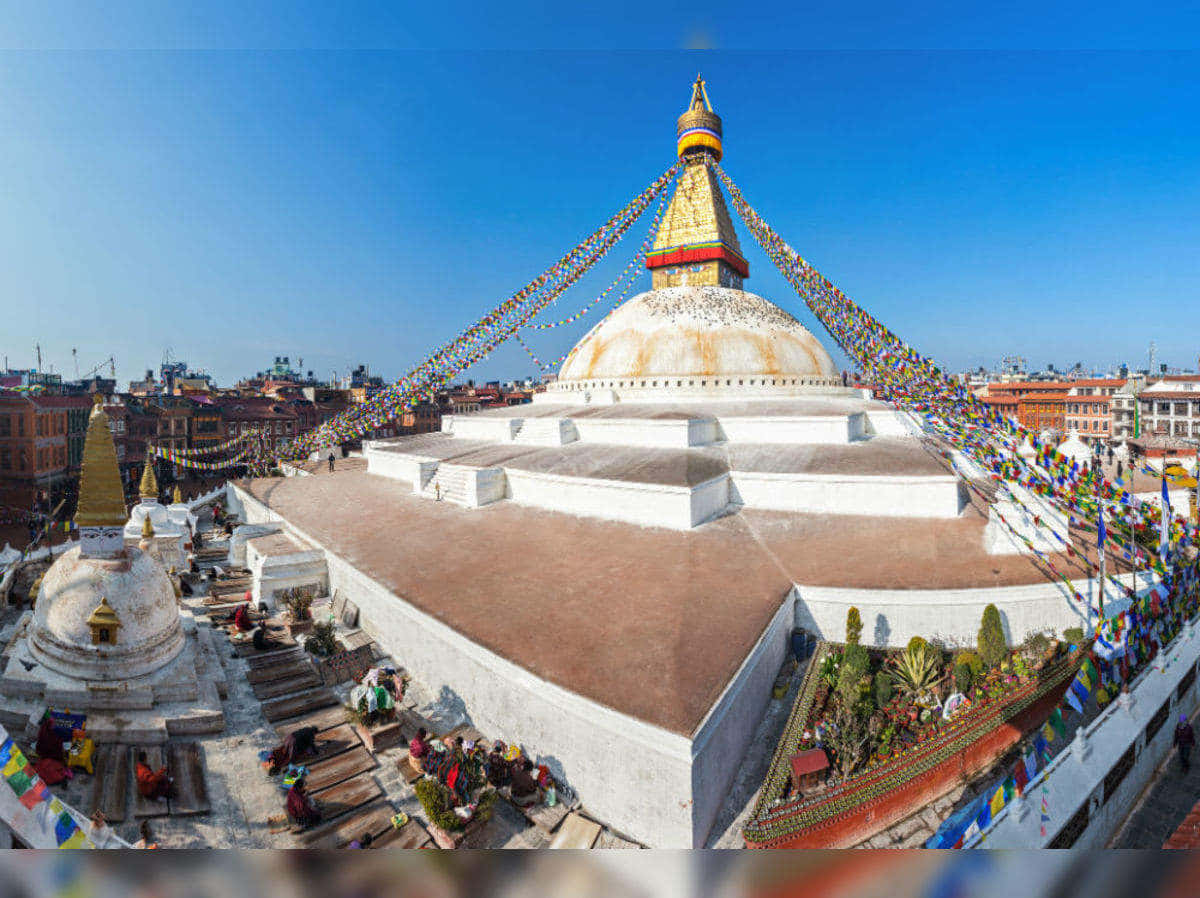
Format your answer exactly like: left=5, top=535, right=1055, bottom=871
left=260, top=686, right=338, bottom=723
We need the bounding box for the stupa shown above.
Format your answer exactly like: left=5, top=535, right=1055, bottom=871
left=0, top=396, right=225, bottom=743
left=124, top=457, right=190, bottom=570
left=228, top=77, right=1103, bottom=846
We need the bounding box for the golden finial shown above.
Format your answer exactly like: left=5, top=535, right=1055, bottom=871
left=172, top=485, right=183, bottom=504
left=74, top=401, right=129, bottom=529
left=141, top=514, right=155, bottom=539
left=676, top=74, right=722, bottom=162
left=139, top=456, right=158, bottom=500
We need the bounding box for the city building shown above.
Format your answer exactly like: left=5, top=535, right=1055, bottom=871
left=1137, top=375, right=1200, bottom=443
left=1063, top=378, right=1126, bottom=443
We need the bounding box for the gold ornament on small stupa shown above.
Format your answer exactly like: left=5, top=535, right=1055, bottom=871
left=86, top=597, right=121, bottom=646
left=139, top=456, right=159, bottom=501
left=141, top=515, right=155, bottom=539
left=172, top=485, right=183, bottom=504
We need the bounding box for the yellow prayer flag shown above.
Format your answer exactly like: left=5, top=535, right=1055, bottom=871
left=989, top=785, right=1005, bottom=817
left=58, top=828, right=91, bottom=850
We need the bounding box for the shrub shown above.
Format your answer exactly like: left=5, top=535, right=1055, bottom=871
left=956, top=651, right=983, bottom=678
left=415, top=778, right=463, bottom=831
left=836, top=644, right=870, bottom=710
left=907, top=636, right=928, bottom=656
left=1062, top=627, right=1085, bottom=647
left=1021, top=631, right=1051, bottom=658
left=873, top=671, right=893, bottom=709
left=954, top=662, right=973, bottom=694
left=978, top=605, right=1007, bottom=669
left=474, top=788, right=499, bottom=824
left=304, top=620, right=338, bottom=657
left=846, top=607, right=863, bottom=646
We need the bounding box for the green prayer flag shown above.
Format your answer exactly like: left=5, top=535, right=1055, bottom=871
left=1002, top=776, right=1016, bottom=802
left=5, top=765, right=33, bottom=796
left=1050, top=707, right=1066, bottom=741
left=1080, top=658, right=1098, bottom=688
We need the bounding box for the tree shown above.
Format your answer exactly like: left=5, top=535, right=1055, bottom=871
left=846, top=606, right=863, bottom=646
left=873, top=671, right=894, bottom=709
left=978, top=604, right=1007, bottom=669
left=836, top=643, right=870, bottom=710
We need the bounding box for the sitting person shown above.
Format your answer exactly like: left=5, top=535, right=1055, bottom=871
left=486, top=742, right=510, bottom=787
left=268, top=726, right=319, bottom=775
left=231, top=602, right=256, bottom=631
left=407, top=727, right=430, bottom=774
left=34, top=713, right=66, bottom=763
left=286, top=777, right=321, bottom=829
left=252, top=624, right=277, bottom=651
left=135, top=752, right=173, bottom=802
left=509, top=758, right=540, bottom=807
left=133, top=821, right=158, bottom=849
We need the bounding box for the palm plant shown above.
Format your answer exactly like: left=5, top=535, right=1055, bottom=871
left=891, top=642, right=941, bottom=705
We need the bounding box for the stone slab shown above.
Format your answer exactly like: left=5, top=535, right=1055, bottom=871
left=521, top=797, right=570, bottom=834
left=246, top=647, right=306, bottom=670
left=306, top=724, right=362, bottom=765
left=549, top=812, right=601, bottom=849
left=297, top=798, right=394, bottom=849
left=129, top=746, right=170, bottom=818
left=246, top=658, right=316, bottom=686
left=373, top=817, right=433, bottom=849
left=304, top=745, right=377, bottom=793
left=252, top=672, right=323, bottom=701
left=260, top=687, right=338, bottom=723
left=274, top=705, right=350, bottom=739
left=309, top=771, right=383, bottom=822
left=89, top=743, right=128, bottom=824
left=166, top=742, right=210, bottom=817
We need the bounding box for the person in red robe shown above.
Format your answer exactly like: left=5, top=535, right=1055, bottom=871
left=135, top=752, right=173, bottom=801
left=35, top=714, right=66, bottom=763
left=233, top=603, right=254, bottom=631
left=286, top=778, right=321, bottom=828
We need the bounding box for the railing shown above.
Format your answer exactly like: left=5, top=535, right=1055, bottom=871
left=965, top=618, right=1200, bottom=848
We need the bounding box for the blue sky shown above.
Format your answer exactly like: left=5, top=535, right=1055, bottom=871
left=3, top=42, right=1199, bottom=386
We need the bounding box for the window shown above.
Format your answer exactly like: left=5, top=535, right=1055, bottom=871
left=1176, top=403, right=1189, bottom=416
left=1159, top=402, right=1171, bottom=415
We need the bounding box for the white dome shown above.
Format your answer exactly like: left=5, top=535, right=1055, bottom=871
left=29, top=545, right=184, bottom=680
left=556, top=286, right=839, bottom=388
left=125, top=499, right=187, bottom=540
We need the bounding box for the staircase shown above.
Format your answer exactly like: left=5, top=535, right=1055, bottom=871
left=419, top=464, right=473, bottom=506
left=513, top=416, right=576, bottom=446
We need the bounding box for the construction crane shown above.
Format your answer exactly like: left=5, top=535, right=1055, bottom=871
left=80, top=356, right=116, bottom=380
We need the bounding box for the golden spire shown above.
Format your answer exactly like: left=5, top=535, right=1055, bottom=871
left=141, top=514, right=155, bottom=538
left=74, top=396, right=129, bottom=529
left=676, top=73, right=723, bottom=162
left=139, top=455, right=158, bottom=500
left=172, top=485, right=183, bottom=504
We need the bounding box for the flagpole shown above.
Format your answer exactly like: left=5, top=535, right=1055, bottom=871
left=1098, top=492, right=1106, bottom=623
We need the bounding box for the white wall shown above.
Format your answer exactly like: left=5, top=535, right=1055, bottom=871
left=717, top=415, right=861, bottom=445
left=690, top=592, right=794, bottom=845
left=793, top=574, right=1143, bottom=649
left=571, top=418, right=715, bottom=448
left=504, top=469, right=699, bottom=530
left=231, top=483, right=709, bottom=846
left=730, top=471, right=963, bottom=518
left=444, top=416, right=519, bottom=441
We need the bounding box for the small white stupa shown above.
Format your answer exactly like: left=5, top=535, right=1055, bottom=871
left=125, top=458, right=189, bottom=569
left=1056, top=429, right=1092, bottom=465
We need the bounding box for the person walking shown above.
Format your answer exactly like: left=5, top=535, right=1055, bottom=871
left=1175, top=714, right=1195, bottom=773
left=328, top=451, right=335, bottom=473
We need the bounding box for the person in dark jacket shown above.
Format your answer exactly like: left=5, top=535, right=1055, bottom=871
left=1175, top=714, right=1195, bottom=772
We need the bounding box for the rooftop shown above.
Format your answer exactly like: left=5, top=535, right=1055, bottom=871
left=237, top=467, right=1084, bottom=736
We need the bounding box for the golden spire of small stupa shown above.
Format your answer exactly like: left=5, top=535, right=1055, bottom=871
left=141, top=514, right=155, bottom=538
left=172, top=485, right=183, bottom=504
left=74, top=395, right=128, bottom=530
left=139, top=455, right=158, bottom=500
